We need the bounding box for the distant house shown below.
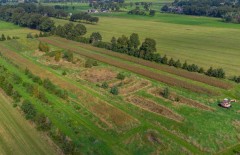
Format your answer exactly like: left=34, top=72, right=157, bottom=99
left=100, top=9, right=108, bottom=13
left=18, top=0, right=25, bottom=3
left=88, top=9, right=99, bottom=13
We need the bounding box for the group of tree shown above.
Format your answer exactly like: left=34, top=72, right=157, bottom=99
left=74, top=31, right=229, bottom=79
left=205, top=67, right=225, bottom=78
left=0, top=4, right=55, bottom=32
left=223, top=12, right=240, bottom=23
left=50, top=21, right=236, bottom=81
left=89, top=0, right=125, bottom=11
left=0, top=34, right=19, bottom=41
left=128, top=6, right=155, bottom=16
left=54, top=22, right=87, bottom=40
left=0, top=75, right=21, bottom=103
left=25, top=68, right=68, bottom=99
left=27, top=31, right=51, bottom=39
left=230, top=76, right=240, bottom=83
left=0, top=54, right=75, bottom=154
left=161, top=0, right=240, bottom=23
left=70, top=12, right=99, bottom=23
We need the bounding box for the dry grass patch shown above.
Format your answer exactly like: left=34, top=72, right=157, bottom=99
left=149, top=88, right=214, bottom=111
left=126, top=95, right=184, bottom=122
left=108, top=77, right=135, bottom=87
left=90, top=100, right=139, bottom=132
left=119, top=80, right=150, bottom=95
left=81, top=67, right=117, bottom=83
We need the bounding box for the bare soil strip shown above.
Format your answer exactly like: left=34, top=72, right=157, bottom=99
left=149, top=88, right=214, bottom=111
left=39, top=37, right=219, bottom=95
left=50, top=37, right=233, bottom=90
left=126, top=95, right=184, bottom=122
left=0, top=45, right=138, bottom=132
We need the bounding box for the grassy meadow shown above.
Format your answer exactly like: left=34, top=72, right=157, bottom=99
left=53, top=12, right=240, bottom=76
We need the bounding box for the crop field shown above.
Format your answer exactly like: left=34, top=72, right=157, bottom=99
left=0, top=91, right=59, bottom=155
left=1, top=10, right=240, bottom=154
left=53, top=13, right=240, bottom=76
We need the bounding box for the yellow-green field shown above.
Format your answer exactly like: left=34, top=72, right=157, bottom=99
left=54, top=13, right=240, bottom=76
left=0, top=92, right=58, bottom=155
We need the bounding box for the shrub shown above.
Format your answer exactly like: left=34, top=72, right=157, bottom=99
left=38, top=42, right=50, bottom=53
left=54, top=50, right=62, bottom=62
left=162, top=87, right=169, bottom=98
left=110, top=86, right=118, bottom=95
left=101, top=82, right=108, bottom=89
left=63, top=50, right=74, bottom=62
left=62, top=71, right=67, bottom=76
left=85, top=59, right=98, bottom=68
left=117, top=72, right=125, bottom=80
left=27, top=33, right=33, bottom=38
left=21, top=100, right=37, bottom=120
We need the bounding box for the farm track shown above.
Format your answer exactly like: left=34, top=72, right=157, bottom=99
left=49, top=37, right=233, bottom=90
left=39, top=37, right=219, bottom=95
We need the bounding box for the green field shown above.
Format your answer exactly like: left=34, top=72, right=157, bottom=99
left=53, top=12, right=240, bottom=76
left=1, top=5, right=240, bottom=154
left=0, top=92, right=58, bottom=155
left=0, top=21, right=38, bottom=38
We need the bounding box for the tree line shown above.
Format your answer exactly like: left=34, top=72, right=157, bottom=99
left=0, top=54, right=75, bottom=154
left=161, top=0, right=240, bottom=23
left=51, top=22, right=233, bottom=80
left=128, top=7, right=156, bottom=16
left=70, top=12, right=99, bottom=23
left=0, top=34, right=19, bottom=41
left=0, top=4, right=55, bottom=32
left=0, top=3, right=99, bottom=33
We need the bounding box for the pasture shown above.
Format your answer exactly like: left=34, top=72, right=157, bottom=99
left=54, top=12, right=240, bottom=76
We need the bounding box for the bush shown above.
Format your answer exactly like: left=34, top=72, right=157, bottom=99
left=27, top=33, right=33, bottom=38
left=54, top=51, right=62, bottom=62
left=38, top=42, right=50, bottom=53
left=21, top=100, right=37, bottom=120
left=101, top=82, right=108, bottom=89
left=117, top=72, right=125, bottom=80
left=62, top=71, right=67, bottom=76
left=162, top=87, right=169, bottom=98
left=85, top=59, right=98, bottom=68
left=110, top=86, right=118, bottom=95
left=63, top=50, right=74, bottom=62
left=230, top=76, right=240, bottom=83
